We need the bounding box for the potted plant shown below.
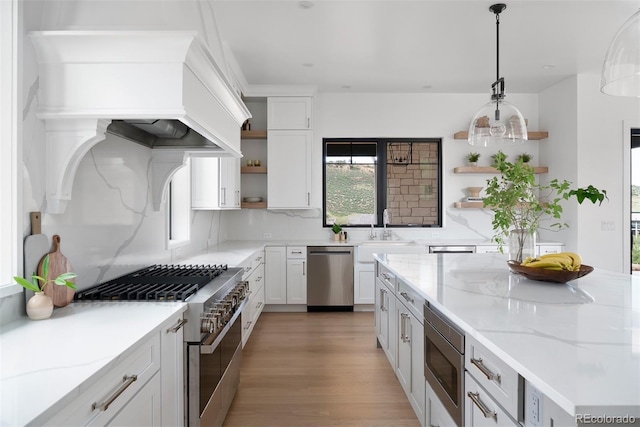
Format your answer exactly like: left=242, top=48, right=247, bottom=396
left=491, top=150, right=508, bottom=167
left=483, top=157, right=607, bottom=263
left=14, top=254, right=77, bottom=320
left=517, top=153, right=533, bottom=163
left=466, top=152, right=481, bottom=166
left=331, top=223, right=343, bottom=241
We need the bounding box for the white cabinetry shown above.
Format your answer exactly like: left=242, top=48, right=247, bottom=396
left=466, top=373, right=519, bottom=427
left=427, top=383, right=457, bottom=427
left=241, top=249, right=265, bottom=346
left=160, top=315, right=187, bottom=426
left=45, top=333, right=162, bottom=426
left=267, top=96, right=312, bottom=209
left=267, top=130, right=312, bottom=209
left=267, top=97, right=312, bottom=130
left=375, top=263, right=397, bottom=374
left=265, top=246, right=287, bottom=304
left=286, top=246, right=307, bottom=304
left=191, top=157, right=241, bottom=209
left=355, top=264, right=375, bottom=304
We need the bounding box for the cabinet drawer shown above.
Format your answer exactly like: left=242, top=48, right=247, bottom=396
left=45, top=333, right=161, bottom=426
left=396, top=278, right=425, bottom=320
left=287, top=246, right=306, bottom=259
left=251, top=250, right=264, bottom=270
left=465, top=373, right=519, bottom=427
left=247, top=263, right=265, bottom=295
left=465, top=336, right=522, bottom=420
left=537, top=245, right=564, bottom=256
left=376, top=263, right=396, bottom=291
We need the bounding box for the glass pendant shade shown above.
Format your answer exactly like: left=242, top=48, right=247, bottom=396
left=601, top=9, right=640, bottom=97
left=468, top=99, right=528, bottom=146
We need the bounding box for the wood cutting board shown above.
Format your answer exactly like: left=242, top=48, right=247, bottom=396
left=38, top=234, right=75, bottom=307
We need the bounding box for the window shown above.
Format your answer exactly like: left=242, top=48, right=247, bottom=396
left=323, top=138, right=442, bottom=228
left=167, top=161, right=191, bottom=247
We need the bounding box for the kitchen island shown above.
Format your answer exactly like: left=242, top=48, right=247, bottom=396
left=375, top=252, right=639, bottom=426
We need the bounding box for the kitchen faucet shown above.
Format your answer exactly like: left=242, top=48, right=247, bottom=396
left=382, top=209, right=392, bottom=240
left=369, top=222, right=377, bottom=240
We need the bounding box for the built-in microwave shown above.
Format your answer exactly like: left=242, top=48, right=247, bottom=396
left=423, top=302, right=465, bottom=427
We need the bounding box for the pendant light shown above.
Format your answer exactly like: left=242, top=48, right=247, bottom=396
left=468, top=3, right=527, bottom=146
left=600, top=8, right=640, bottom=97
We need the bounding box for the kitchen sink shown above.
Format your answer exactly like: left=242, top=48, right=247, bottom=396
left=356, top=240, right=425, bottom=263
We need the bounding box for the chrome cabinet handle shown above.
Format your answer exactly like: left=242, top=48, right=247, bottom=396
left=400, top=291, right=414, bottom=303
left=307, top=117, right=310, bottom=128
left=244, top=320, right=252, bottom=330
left=307, top=192, right=310, bottom=206
left=221, top=187, right=226, bottom=205
left=166, top=318, right=188, bottom=333
left=467, top=392, right=497, bottom=420
left=92, top=375, right=138, bottom=411
left=379, top=288, right=387, bottom=311
left=400, top=313, right=411, bottom=342
left=256, top=301, right=262, bottom=309
left=303, top=260, right=306, bottom=276
left=471, top=357, right=501, bottom=383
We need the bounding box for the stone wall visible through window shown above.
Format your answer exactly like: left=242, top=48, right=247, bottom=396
left=386, top=142, right=440, bottom=226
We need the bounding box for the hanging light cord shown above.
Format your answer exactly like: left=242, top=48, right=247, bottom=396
left=489, top=4, right=507, bottom=119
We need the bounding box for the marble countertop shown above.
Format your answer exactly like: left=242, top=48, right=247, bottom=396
left=375, top=253, right=640, bottom=418
left=0, top=302, right=187, bottom=426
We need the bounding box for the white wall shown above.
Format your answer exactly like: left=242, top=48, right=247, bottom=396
left=225, top=92, right=542, bottom=243
left=540, top=74, right=640, bottom=272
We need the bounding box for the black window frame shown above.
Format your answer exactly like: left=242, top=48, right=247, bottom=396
left=322, top=137, right=443, bottom=228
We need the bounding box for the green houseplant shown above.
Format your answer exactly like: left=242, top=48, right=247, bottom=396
left=483, top=157, right=607, bottom=262
left=466, top=152, right=481, bottom=165
left=516, top=153, right=533, bottom=163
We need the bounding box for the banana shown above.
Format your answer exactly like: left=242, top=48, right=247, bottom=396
left=521, top=251, right=584, bottom=272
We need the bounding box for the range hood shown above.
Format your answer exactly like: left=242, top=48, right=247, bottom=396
left=29, top=31, right=251, bottom=213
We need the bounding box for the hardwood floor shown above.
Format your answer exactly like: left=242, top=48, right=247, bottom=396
left=223, top=312, right=420, bottom=427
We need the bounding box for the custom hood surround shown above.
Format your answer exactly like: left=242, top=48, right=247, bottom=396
left=29, top=31, right=251, bottom=213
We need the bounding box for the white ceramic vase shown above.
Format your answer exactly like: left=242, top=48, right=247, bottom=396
left=26, top=291, right=53, bottom=320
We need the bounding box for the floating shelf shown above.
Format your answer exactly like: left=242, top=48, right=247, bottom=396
left=241, top=201, right=267, bottom=209
left=454, top=201, right=486, bottom=208
left=241, top=166, right=267, bottom=174
left=241, top=130, right=268, bottom=139
left=454, top=166, right=548, bottom=174
left=453, top=131, right=549, bottom=140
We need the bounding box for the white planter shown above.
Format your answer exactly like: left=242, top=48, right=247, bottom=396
left=26, top=291, right=53, bottom=320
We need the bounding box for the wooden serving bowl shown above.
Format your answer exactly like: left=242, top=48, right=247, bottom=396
left=507, top=260, right=594, bottom=284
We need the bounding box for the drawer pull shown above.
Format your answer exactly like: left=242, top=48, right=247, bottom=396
left=92, top=375, right=138, bottom=411
left=471, top=357, right=501, bottom=383
left=379, top=288, right=387, bottom=311
left=256, top=301, right=263, bottom=309
left=166, top=318, right=188, bottom=333
left=400, top=291, right=414, bottom=303
left=467, top=392, right=497, bottom=420
left=244, top=320, right=252, bottom=330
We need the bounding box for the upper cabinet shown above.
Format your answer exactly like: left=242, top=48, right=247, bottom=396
left=268, top=97, right=313, bottom=130
left=266, top=96, right=313, bottom=209
left=191, top=157, right=241, bottom=210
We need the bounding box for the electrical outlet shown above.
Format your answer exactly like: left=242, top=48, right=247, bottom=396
left=431, top=232, right=440, bottom=239
left=263, top=233, right=272, bottom=239
left=601, top=221, right=615, bottom=231
left=527, top=384, right=543, bottom=427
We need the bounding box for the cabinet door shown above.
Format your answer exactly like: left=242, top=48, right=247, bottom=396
left=100, top=373, right=162, bottom=427
left=355, top=264, right=375, bottom=304
left=286, top=258, right=307, bottom=304
left=375, top=278, right=389, bottom=352
left=396, top=307, right=412, bottom=393
left=222, top=157, right=241, bottom=208
left=265, top=246, right=287, bottom=304
left=267, top=130, right=312, bottom=209
left=191, top=157, right=221, bottom=209
left=465, top=373, right=519, bottom=427
left=161, top=315, right=185, bottom=427
left=268, top=97, right=312, bottom=129
left=409, top=314, right=426, bottom=425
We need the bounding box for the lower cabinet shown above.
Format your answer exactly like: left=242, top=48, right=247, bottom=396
left=375, top=264, right=397, bottom=368
left=396, top=302, right=426, bottom=425
left=44, top=332, right=163, bottom=426
left=465, top=373, right=519, bottom=427
left=160, top=315, right=186, bottom=426
left=286, top=246, right=307, bottom=304
left=354, top=263, right=375, bottom=304
left=427, top=382, right=457, bottom=427
left=265, top=246, right=287, bottom=304
left=242, top=254, right=265, bottom=346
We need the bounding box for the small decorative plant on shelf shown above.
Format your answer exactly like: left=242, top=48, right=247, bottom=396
left=516, top=153, right=533, bottom=163
left=483, top=157, right=607, bottom=263
left=466, top=152, right=481, bottom=166
left=491, top=150, right=508, bottom=167
left=331, top=223, right=343, bottom=241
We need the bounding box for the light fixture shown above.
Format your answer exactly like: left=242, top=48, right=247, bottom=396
left=468, top=3, right=527, bottom=146
left=600, top=8, right=640, bottom=97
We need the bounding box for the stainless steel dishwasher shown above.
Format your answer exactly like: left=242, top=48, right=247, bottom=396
left=307, top=246, right=354, bottom=311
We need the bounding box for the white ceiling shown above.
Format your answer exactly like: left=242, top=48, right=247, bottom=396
left=213, top=0, right=640, bottom=94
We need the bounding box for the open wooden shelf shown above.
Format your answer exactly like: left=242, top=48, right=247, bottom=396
left=453, top=131, right=549, bottom=140
left=241, top=166, right=267, bottom=174
left=241, top=130, right=268, bottom=139
left=241, top=201, right=267, bottom=209
left=454, top=201, right=486, bottom=208
left=454, top=166, right=548, bottom=174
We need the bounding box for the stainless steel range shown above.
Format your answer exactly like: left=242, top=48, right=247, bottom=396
left=75, top=264, right=247, bottom=427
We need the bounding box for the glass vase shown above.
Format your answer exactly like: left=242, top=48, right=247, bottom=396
left=508, top=229, right=536, bottom=263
